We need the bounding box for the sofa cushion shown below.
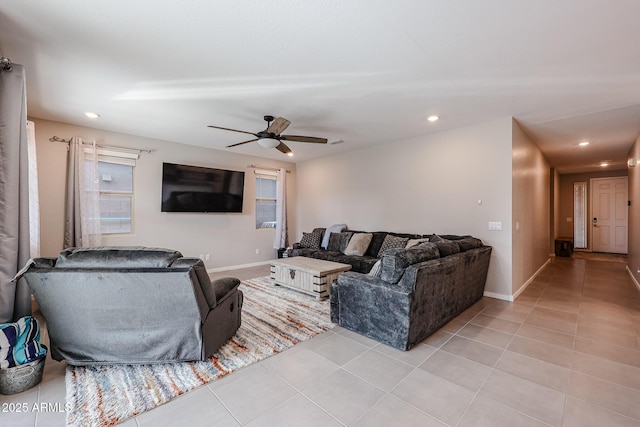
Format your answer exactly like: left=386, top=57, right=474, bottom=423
left=344, top=233, right=373, bottom=256
left=288, top=247, right=322, bottom=258
left=430, top=234, right=473, bottom=242
left=456, top=237, right=484, bottom=252
left=377, top=234, right=409, bottom=257
left=433, top=241, right=461, bottom=257
left=56, top=246, right=183, bottom=268
left=380, top=243, right=440, bottom=283
left=327, top=231, right=354, bottom=252
left=321, top=224, right=347, bottom=249
left=310, top=251, right=377, bottom=274
left=299, top=230, right=323, bottom=249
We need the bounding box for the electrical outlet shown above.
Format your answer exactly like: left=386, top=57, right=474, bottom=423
left=199, top=254, right=204, bottom=260
left=488, top=221, right=502, bottom=231
left=205, top=254, right=210, bottom=261
left=255, top=248, right=260, bottom=255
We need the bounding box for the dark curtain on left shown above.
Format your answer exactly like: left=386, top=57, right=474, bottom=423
left=0, top=63, right=32, bottom=323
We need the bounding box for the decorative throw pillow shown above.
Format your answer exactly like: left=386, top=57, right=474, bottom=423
left=327, top=231, right=353, bottom=252
left=368, top=259, right=382, bottom=277
left=405, top=238, right=430, bottom=249
left=344, top=233, right=373, bottom=256
left=299, top=230, right=323, bottom=249
left=377, top=235, right=409, bottom=257
left=326, top=232, right=342, bottom=252
left=321, top=223, right=347, bottom=249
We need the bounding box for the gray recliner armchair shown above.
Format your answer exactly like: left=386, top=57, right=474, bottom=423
left=16, top=247, right=243, bottom=366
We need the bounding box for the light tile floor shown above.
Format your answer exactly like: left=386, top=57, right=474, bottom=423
left=3, top=256, right=640, bottom=426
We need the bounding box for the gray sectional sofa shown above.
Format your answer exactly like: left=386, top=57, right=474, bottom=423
left=290, top=227, right=492, bottom=350
left=330, top=238, right=492, bottom=350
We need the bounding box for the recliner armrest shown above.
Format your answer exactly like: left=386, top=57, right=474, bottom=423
left=212, top=277, right=241, bottom=304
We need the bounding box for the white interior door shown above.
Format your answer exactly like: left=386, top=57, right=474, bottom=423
left=591, top=177, right=628, bottom=254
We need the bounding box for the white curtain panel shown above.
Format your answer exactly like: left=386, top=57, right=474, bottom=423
left=26, top=121, right=40, bottom=258
left=64, top=138, right=102, bottom=247
left=80, top=140, right=103, bottom=247
left=273, top=168, right=287, bottom=249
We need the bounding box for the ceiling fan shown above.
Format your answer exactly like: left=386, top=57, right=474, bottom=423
left=208, top=115, right=328, bottom=156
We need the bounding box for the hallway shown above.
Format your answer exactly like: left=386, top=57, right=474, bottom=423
left=502, top=254, right=640, bottom=425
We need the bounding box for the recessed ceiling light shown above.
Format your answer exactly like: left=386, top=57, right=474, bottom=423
left=287, top=152, right=294, bottom=157
left=84, top=112, right=100, bottom=119
left=427, top=115, right=439, bottom=122
left=579, top=141, right=590, bottom=146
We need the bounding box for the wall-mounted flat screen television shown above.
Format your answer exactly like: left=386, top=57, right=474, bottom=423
left=161, top=162, right=245, bottom=213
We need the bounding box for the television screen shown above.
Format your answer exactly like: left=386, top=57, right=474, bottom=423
left=161, top=162, right=245, bottom=213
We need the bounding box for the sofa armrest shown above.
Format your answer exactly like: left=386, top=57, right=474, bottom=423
left=331, top=271, right=412, bottom=348
left=212, top=277, right=241, bottom=304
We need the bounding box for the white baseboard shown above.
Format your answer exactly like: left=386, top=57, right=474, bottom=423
left=626, top=266, right=640, bottom=293
left=511, top=258, right=551, bottom=301
left=483, top=291, right=513, bottom=301
left=484, top=258, right=551, bottom=302
left=207, top=261, right=271, bottom=274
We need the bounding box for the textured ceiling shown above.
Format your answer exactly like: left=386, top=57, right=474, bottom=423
left=2, top=0, right=640, bottom=172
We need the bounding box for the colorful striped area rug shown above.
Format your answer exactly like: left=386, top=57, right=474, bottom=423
left=65, top=276, right=333, bottom=426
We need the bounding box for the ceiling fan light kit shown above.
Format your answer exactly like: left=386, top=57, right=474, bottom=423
left=257, top=138, right=280, bottom=148
left=208, top=115, right=328, bottom=155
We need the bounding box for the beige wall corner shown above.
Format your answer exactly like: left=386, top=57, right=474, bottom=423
left=512, top=119, right=551, bottom=298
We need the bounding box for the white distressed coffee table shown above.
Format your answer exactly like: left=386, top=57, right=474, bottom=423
left=270, top=257, right=352, bottom=299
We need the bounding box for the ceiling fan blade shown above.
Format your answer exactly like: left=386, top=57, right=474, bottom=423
left=275, top=142, right=292, bottom=155
left=267, top=117, right=291, bottom=135
left=208, top=125, right=257, bottom=136
left=280, top=135, right=328, bottom=144
left=226, top=138, right=258, bottom=148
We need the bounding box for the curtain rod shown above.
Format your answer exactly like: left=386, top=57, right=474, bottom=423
left=49, top=136, right=153, bottom=154
left=248, top=164, right=291, bottom=173
left=0, top=56, right=12, bottom=72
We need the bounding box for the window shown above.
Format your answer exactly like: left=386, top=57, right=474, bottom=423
left=97, top=160, right=134, bottom=234
left=574, top=182, right=587, bottom=249
left=256, top=172, right=277, bottom=229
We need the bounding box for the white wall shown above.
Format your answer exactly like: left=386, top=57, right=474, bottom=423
left=33, top=118, right=296, bottom=269
left=296, top=118, right=514, bottom=298
left=512, top=119, right=551, bottom=297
